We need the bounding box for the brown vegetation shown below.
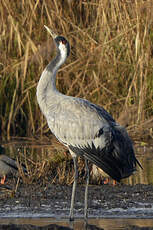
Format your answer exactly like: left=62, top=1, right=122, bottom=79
left=2, top=139, right=150, bottom=187
left=0, top=0, right=153, bottom=142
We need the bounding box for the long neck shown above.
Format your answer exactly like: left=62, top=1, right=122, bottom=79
left=36, top=48, right=67, bottom=114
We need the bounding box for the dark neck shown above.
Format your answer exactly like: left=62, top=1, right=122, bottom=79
left=46, top=51, right=61, bottom=91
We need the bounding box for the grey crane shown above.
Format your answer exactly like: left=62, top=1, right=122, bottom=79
left=0, top=145, right=27, bottom=184
left=36, top=26, right=142, bottom=220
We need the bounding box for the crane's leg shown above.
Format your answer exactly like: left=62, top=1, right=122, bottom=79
left=84, top=159, right=89, bottom=220
left=69, top=156, right=78, bottom=221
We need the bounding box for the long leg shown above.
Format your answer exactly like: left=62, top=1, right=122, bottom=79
left=69, top=156, right=78, bottom=221
left=84, top=159, right=89, bottom=220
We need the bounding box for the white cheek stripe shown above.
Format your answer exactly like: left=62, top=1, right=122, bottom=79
left=59, top=42, right=67, bottom=59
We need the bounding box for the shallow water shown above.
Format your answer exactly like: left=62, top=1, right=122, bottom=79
left=0, top=218, right=153, bottom=229
left=0, top=141, right=153, bottom=228
left=3, top=141, right=153, bottom=185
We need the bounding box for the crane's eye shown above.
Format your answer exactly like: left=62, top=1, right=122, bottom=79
left=62, top=39, right=67, bottom=45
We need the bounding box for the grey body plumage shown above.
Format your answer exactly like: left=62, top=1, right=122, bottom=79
left=0, top=146, right=27, bottom=184
left=37, top=26, right=142, bottom=220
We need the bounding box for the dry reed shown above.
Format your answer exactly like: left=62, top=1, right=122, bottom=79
left=0, top=0, right=152, bottom=141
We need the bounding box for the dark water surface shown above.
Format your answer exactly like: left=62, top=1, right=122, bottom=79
left=0, top=218, right=153, bottom=229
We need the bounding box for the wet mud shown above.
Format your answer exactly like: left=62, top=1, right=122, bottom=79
left=0, top=180, right=153, bottom=219
left=1, top=223, right=153, bottom=230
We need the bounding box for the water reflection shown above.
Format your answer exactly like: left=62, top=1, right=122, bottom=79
left=124, top=145, right=153, bottom=185
left=0, top=218, right=153, bottom=230
left=2, top=141, right=153, bottom=185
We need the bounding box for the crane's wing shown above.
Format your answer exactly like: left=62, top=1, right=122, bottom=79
left=46, top=97, right=142, bottom=182
left=46, top=97, right=114, bottom=145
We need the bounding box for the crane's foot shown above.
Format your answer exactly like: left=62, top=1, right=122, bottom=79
left=84, top=213, right=88, bottom=223
left=103, top=178, right=117, bottom=186
left=69, top=209, right=74, bottom=222
left=103, top=178, right=109, bottom=184
left=69, top=215, right=74, bottom=222
left=0, top=176, right=6, bottom=185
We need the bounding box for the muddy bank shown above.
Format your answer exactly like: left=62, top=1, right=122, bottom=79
left=1, top=223, right=153, bottom=230
left=0, top=180, right=153, bottom=219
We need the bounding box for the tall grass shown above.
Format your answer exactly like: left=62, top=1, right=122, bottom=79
left=0, top=0, right=153, bottom=141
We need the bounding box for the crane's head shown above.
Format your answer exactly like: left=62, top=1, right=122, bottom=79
left=44, top=25, right=70, bottom=58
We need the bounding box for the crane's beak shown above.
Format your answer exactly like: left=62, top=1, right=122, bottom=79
left=44, top=25, right=58, bottom=39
